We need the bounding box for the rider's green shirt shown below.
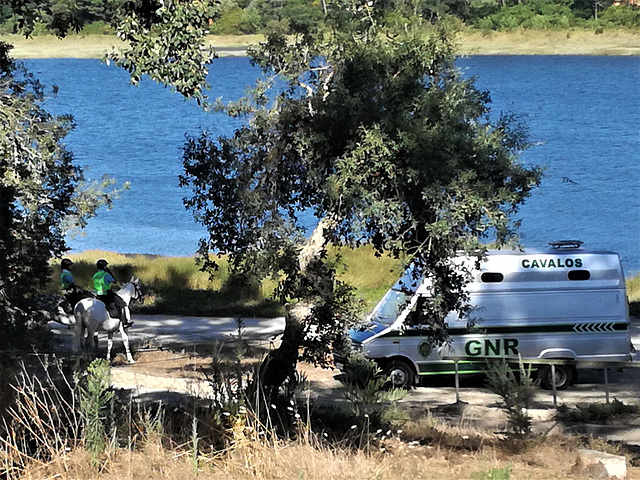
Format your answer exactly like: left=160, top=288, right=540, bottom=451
left=93, top=270, right=111, bottom=295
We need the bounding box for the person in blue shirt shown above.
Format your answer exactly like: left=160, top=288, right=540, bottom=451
left=93, top=259, right=133, bottom=328
left=59, top=258, right=89, bottom=314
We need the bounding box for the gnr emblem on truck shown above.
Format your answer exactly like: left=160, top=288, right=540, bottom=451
left=464, top=338, right=519, bottom=357
left=418, top=341, right=432, bottom=357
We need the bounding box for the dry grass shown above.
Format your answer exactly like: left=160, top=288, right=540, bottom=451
left=1, top=34, right=126, bottom=59
left=628, top=276, right=640, bottom=303
left=629, top=276, right=640, bottom=318
left=457, top=29, right=640, bottom=55
left=4, top=30, right=640, bottom=59
left=19, top=431, right=640, bottom=480
left=4, top=352, right=640, bottom=480
left=1, top=34, right=263, bottom=59
left=49, top=247, right=400, bottom=315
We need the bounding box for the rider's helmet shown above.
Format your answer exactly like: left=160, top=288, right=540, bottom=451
left=61, top=258, right=73, bottom=269
left=96, top=259, right=109, bottom=270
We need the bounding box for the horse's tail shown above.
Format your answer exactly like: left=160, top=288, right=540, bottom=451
left=73, top=300, right=88, bottom=352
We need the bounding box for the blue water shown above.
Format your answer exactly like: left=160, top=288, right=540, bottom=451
left=24, top=56, right=640, bottom=274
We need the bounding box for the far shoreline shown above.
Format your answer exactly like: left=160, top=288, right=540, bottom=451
left=3, top=30, right=640, bottom=58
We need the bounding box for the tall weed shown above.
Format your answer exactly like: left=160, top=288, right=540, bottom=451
left=79, top=358, right=114, bottom=466
left=0, top=357, right=82, bottom=479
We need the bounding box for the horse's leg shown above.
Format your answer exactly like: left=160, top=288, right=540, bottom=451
left=106, top=331, right=114, bottom=362
left=118, top=322, right=135, bottom=364
left=123, top=306, right=132, bottom=327
left=84, top=321, right=95, bottom=352
left=73, top=314, right=83, bottom=352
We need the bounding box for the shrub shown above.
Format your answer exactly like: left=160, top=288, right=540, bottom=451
left=210, top=6, right=244, bottom=35
left=79, top=21, right=114, bottom=35
left=599, top=4, right=640, bottom=28
left=240, top=7, right=263, bottom=34
left=484, top=359, right=539, bottom=438
left=80, top=358, right=114, bottom=465
left=567, top=399, right=640, bottom=423
left=341, top=352, right=407, bottom=428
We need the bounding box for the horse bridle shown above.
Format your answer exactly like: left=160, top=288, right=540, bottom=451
left=131, top=282, right=144, bottom=305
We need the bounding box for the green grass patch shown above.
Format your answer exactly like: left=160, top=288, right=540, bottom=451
left=51, top=247, right=401, bottom=317
left=471, top=465, right=512, bottom=480
left=50, top=249, right=639, bottom=318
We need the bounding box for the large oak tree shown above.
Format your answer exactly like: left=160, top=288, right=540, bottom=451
left=179, top=0, right=543, bottom=400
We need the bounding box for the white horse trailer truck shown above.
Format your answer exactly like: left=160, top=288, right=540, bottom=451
left=335, top=241, right=632, bottom=389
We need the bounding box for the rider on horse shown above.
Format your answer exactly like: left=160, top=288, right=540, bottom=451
left=93, top=259, right=134, bottom=328
left=59, top=258, right=90, bottom=314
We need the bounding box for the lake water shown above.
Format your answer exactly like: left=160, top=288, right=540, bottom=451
left=24, top=56, right=640, bottom=275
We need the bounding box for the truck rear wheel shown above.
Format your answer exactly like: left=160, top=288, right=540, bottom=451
left=385, top=359, right=414, bottom=389
left=538, top=364, right=574, bottom=390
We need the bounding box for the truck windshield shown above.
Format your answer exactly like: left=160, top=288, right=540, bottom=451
left=368, top=288, right=410, bottom=327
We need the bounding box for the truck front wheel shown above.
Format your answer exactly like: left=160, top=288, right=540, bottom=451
left=385, top=359, right=415, bottom=389
left=538, top=364, right=574, bottom=390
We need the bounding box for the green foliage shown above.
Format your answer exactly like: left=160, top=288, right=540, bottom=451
left=484, top=359, right=539, bottom=438
left=249, top=0, right=324, bottom=34
left=0, top=44, right=121, bottom=349
left=78, top=20, right=113, bottom=35
left=474, top=0, right=576, bottom=30
left=180, top=0, right=542, bottom=376
left=471, top=464, right=512, bottom=480
left=240, top=6, right=262, bottom=33
left=468, top=0, right=502, bottom=22
left=341, top=352, right=408, bottom=426
left=0, top=44, right=77, bottom=345
left=210, top=5, right=244, bottom=34
left=598, top=4, right=640, bottom=28
left=2, top=0, right=638, bottom=39
left=105, top=0, right=218, bottom=104
left=80, top=358, right=114, bottom=465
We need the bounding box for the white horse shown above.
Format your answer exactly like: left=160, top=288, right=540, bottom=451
left=55, top=291, right=94, bottom=327
left=73, top=277, right=142, bottom=363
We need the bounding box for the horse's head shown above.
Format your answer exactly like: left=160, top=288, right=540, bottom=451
left=128, top=276, right=143, bottom=303
left=119, top=277, right=143, bottom=305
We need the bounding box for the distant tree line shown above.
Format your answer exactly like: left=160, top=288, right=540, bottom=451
left=1, top=0, right=639, bottom=35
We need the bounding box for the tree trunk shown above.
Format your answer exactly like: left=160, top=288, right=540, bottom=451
left=253, top=218, right=332, bottom=400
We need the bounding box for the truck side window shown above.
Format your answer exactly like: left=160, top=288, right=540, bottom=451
left=481, top=272, right=504, bottom=283
left=568, top=270, right=590, bottom=281
left=406, top=296, right=428, bottom=328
